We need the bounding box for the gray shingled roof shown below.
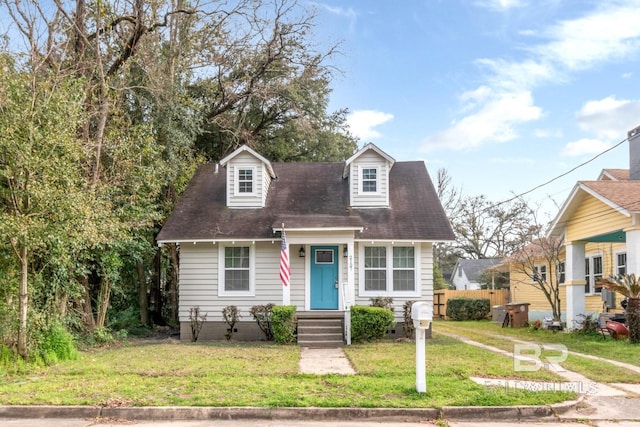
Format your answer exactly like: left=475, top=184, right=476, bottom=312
left=157, top=161, right=455, bottom=242
left=457, top=259, right=503, bottom=282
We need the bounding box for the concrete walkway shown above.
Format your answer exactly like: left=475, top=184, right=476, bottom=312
left=438, top=329, right=640, bottom=422
left=298, top=347, right=356, bottom=375
left=438, top=330, right=636, bottom=397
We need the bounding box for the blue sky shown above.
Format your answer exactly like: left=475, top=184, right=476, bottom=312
left=314, top=0, right=640, bottom=215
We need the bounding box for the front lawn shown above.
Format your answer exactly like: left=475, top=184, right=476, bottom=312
left=0, top=336, right=574, bottom=408
left=435, top=320, right=640, bottom=383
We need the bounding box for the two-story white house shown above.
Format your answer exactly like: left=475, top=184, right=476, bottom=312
left=157, top=143, right=454, bottom=345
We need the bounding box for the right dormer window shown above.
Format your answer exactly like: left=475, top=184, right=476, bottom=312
left=237, top=168, right=254, bottom=194
left=362, top=167, right=378, bottom=193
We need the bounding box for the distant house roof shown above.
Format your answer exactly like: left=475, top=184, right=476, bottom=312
left=157, top=161, right=455, bottom=243
left=598, top=169, right=629, bottom=181
left=454, top=258, right=503, bottom=282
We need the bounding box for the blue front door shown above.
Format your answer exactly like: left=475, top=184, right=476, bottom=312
left=310, top=246, right=339, bottom=309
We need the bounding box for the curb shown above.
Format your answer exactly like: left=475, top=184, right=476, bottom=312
left=0, top=401, right=582, bottom=422
left=103, top=406, right=441, bottom=421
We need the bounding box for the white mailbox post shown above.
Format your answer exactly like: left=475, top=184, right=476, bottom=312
left=411, top=301, right=433, bottom=393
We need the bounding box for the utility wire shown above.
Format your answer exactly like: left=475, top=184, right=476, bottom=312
left=492, top=136, right=628, bottom=208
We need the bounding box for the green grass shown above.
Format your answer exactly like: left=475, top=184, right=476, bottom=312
left=0, top=337, right=574, bottom=408
left=435, top=320, right=640, bottom=383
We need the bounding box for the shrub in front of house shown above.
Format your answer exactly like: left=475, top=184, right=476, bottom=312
left=446, top=298, right=490, bottom=321
left=351, top=305, right=395, bottom=343
left=250, top=304, right=274, bottom=341
left=369, top=297, right=394, bottom=312
left=271, top=305, right=297, bottom=344
left=222, top=305, right=241, bottom=341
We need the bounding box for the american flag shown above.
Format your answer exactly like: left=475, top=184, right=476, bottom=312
left=279, top=228, right=290, bottom=287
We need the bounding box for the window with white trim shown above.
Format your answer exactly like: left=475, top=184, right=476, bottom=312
left=361, top=244, right=418, bottom=296
left=557, top=262, right=565, bottom=284
left=393, top=247, right=415, bottom=291
left=359, top=166, right=379, bottom=194
left=616, top=252, right=627, bottom=277
left=585, top=255, right=603, bottom=294
left=364, top=247, right=386, bottom=291
left=219, top=245, right=254, bottom=295
left=533, top=264, right=547, bottom=282
left=236, top=168, right=254, bottom=194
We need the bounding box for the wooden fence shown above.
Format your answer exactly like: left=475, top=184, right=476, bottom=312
left=434, top=289, right=508, bottom=320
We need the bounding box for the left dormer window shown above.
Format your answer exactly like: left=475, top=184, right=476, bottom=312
left=237, top=168, right=254, bottom=194
left=360, top=166, right=379, bottom=194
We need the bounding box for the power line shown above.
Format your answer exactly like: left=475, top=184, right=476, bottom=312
left=493, top=136, right=628, bottom=208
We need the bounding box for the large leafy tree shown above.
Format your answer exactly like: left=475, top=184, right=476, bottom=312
left=0, top=0, right=357, bottom=340
left=0, top=55, right=105, bottom=357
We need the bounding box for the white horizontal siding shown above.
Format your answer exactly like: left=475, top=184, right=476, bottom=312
left=226, top=152, right=266, bottom=208
left=350, top=151, right=390, bottom=207
left=179, top=242, right=300, bottom=322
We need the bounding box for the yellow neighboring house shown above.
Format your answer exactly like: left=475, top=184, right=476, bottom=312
left=508, top=239, right=625, bottom=325
left=526, top=125, right=640, bottom=328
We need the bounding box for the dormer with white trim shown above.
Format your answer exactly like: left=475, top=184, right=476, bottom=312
left=219, top=145, right=276, bottom=208
left=343, top=143, right=395, bottom=208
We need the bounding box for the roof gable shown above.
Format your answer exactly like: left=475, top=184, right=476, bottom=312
left=598, top=169, right=629, bottom=181
left=342, top=143, right=395, bottom=178
left=549, top=180, right=640, bottom=237
left=219, top=145, right=276, bottom=178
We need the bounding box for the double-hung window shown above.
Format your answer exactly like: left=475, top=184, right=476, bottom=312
left=533, top=264, right=547, bottom=282
left=360, top=166, right=379, bottom=194
left=219, top=245, right=254, bottom=296
left=362, top=244, right=418, bottom=296
left=393, top=247, right=415, bottom=291
left=364, top=247, right=387, bottom=291
left=585, top=255, right=603, bottom=294
left=616, top=253, right=627, bottom=277
left=236, top=168, right=254, bottom=195
left=557, top=261, right=565, bottom=284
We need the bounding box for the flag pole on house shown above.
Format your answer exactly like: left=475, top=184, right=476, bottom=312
left=280, top=223, right=291, bottom=305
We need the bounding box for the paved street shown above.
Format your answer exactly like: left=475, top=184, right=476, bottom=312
left=2, top=419, right=640, bottom=426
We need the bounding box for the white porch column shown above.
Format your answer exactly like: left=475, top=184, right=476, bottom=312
left=565, top=242, right=586, bottom=329
left=625, top=227, right=640, bottom=275
left=344, top=242, right=355, bottom=345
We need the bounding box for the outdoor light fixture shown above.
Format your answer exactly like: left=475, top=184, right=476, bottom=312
left=299, top=246, right=305, bottom=257
left=343, top=245, right=348, bottom=257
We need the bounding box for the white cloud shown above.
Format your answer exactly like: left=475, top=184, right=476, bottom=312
left=317, top=4, right=357, bottom=33
left=538, top=3, right=640, bottom=71
left=534, top=128, right=563, bottom=138
left=622, top=72, right=633, bottom=78
left=422, top=91, right=542, bottom=151
left=421, top=1, right=640, bottom=153
left=474, top=0, right=527, bottom=11
left=476, top=58, right=559, bottom=91
left=576, top=96, right=640, bottom=141
left=346, top=110, right=394, bottom=141
left=561, top=138, right=611, bottom=156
